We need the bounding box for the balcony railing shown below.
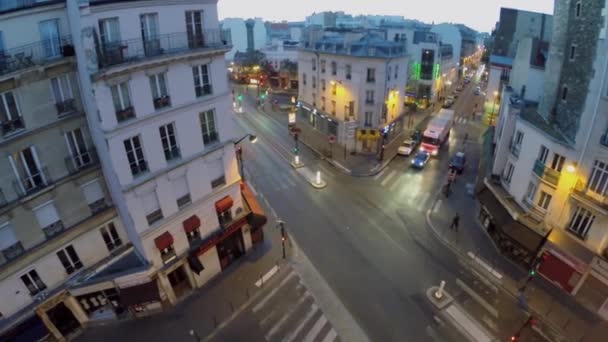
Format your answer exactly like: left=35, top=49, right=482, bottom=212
left=1, top=241, right=25, bottom=261
left=12, top=167, right=51, bottom=198
left=65, top=148, right=98, bottom=174
left=600, top=133, right=608, bottom=148
left=572, top=179, right=608, bottom=209
left=153, top=95, right=171, bottom=110
left=97, top=30, right=228, bottom=69
left=116, top=106, right=135, bottom=123
left=164, top=146, right=181, bottom=161
left=89, top=198, right=109, bottom=215
left=55, top=98, right=76, bottom=115
left=1, top=116, right=25, bottom=136
left=532, top=159, right=561, bottom=186
left=509, top=143, right=521, bottom=158
left=0, top=36, right=74, bottom=77
left=42, top=220, right=65, bottom=238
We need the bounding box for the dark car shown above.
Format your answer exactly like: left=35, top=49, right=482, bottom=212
left=411, top=151, right=430, bottom=169
left=450, top=151, right=466, bottom=173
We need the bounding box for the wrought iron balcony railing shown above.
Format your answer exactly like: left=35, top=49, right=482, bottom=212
left=55, top=98, right=76, bottom=115
left=97, top=30, right=227, bottom=69
left=1, top=241, right=24, bottom=261
left=532, top=159, right=561, bottom=186
left=12, top=166, right=52, bottom=198
left=1, top=116, right=25, bottom=136
left=65, top=148, right=98, bottom=174
left=0, top=36, right=74, bottom=77
left=42, top=220, right=65, bottom=238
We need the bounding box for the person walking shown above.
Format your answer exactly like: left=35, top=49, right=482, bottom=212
left=450, top=213, right=460, bottom=231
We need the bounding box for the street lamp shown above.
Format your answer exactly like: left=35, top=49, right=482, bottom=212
left=235, top=134, right=258, bottom=181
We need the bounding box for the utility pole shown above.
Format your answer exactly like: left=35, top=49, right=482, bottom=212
left=277, top=221, right=286, bottom=259
left=511, top=316, right=536, bottom=341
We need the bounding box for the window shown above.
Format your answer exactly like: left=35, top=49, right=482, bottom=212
left=321, top=96, right=326, bottom=111
left=160, top=244, right=176, bottom=264
left=99, top=18, right=121, bottom=46
left=149, top=73, right=170, bottom=109
left=394, top=65, right=398, bottom=79
left=588, top=160, right=608, bottom=195
left=51, top=74, right=74, bottom=114
left=525, top=182, right=537, bottom=202
left=331, top=83, right=337, bottom=96
left=10, top=146, right=46, bottom=194
left=111, top=82, right=134, bottom=122
left=0, top=222, right=21, bottom=260
left=20, top=270, right=46, bottom=296
left=101, top=222, right=122, bottom=252
left=345, top=64, right=352, bottom=80
left=208, top=159, right=226, bottom=189
left=39, top=19, right=60, bottom=58
left=0, top=90, right=23, bottom=134
left=200, top=109, right=218, bottom=144
left=65, top=128, right=91, bottom=170
left=159, top=122, right=180, bottom=161
left=312, top=93, right=316, bottom=107
left=550, top=153, right=565, bottom=172
left=211, top=175, right=226, bottom=189
left=503, top=162, right=514, bottom=183
left=331, top=100, right=336, bottom=115
left=331, top=61, right=337, bottom=75
left=561, top=85, right=568, bottom=101
left=143, top=191, right=163, bottom=225
left=514, top=130, right=524, bottom=146
left=569, top=45, right=576, bottom=61
left=57, top=245, right=83, bottom=275
left=173, top=175, right=191, bottom=208
left=364, top=111, right=373, bottom=127
left=320, top=60, right=326, bottom=73
left=321, top=79, right=326, bottom=91
left=186, top=227, right=201, bottom=244
left=366, top=68, right=376, bottom=82
left=185, top=10, right=204, bottom=48
left=124, top=136, right=147, bottom=176
left=568, top=206, right=595, bottom=239
left=365, top=90, right=375, bottom=104
left=140, top=13, right=160, bottom=55
left=537, top=191, right=552, bottom=210
left=348, top=101, right=355, bottom=116
left=34, top=201, right=62, bottom=237
left=388, top=66, right=392, bottom=81
left=538, top=145, right=549, bottom=163
left=312, top=76, right=316, bottom=89
left=0, top=31, right=4, bottom=54
left=302, top=73, right=307, bottom=86
left=575, top=1, right=582, bottom=17
left=82, top=179, right=106, bottom=213
left=311, top=59, right=316, bottom=71
left=193, top=64, right=212, bottom=97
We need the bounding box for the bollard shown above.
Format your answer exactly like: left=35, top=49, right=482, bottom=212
left=295, top=155, right=300, bottom=165
left=434, top=280, right=446, bottom=299
left=316, top=171, right=321, bottom=185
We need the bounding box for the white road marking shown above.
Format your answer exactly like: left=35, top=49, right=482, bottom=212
left=255, top=265, right=279, bottom=287
left=432, top=199, right=442, bottom=213
left=284, top=304, right=319, bottom=342
left=264, top=292, right=311, bottom=340
left=252, top=271, right=295, bottom=313
left=417, top=193, right=430, bottom=212
left=389, top=176, right=401, bottom=192
left=380, top=170, right=397, bottom=187
left=373, top=167, right=388, bottom=181
left=322, top=328, right=338, bottom=342
left=302, top=314, right=328, bottom=342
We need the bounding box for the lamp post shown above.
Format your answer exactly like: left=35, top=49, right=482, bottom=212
left=234, top=134, right=258, bottom=181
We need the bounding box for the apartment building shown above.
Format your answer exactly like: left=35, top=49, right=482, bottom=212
left=479, top=0, right=608, bottom=319
left=297, top=28, right=407, bottom=154
left=0, top=1, right=127, bottom=340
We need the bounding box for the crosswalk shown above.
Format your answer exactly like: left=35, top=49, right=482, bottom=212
left=454, top=116, right=469, bottom=124
left=372, top=165, right=436, bottom=212
left=249, top=268, right=340, bottom=342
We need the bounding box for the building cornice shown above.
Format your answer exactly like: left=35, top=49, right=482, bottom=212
left=89, top=0, right=218, bottom=13
left=0, top=110, right=85, bottom=148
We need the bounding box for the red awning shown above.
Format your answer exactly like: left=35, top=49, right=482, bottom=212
left=183, top=215, right=201, bottom=233
left=215, top=196, right=233, bottom=213
left=154, top=231, right=174, bottom=250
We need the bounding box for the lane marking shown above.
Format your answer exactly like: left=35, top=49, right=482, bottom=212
left=322, top=328, right=338, bottom=342
left=252, top=270, right=295, bottom=313
left=380, top=170, right=397, bottom=187
left=417, top=193, right=430, bottom=212
left=432, top=199, right=442, bottom=213
left=284, top=304, right=319, bottom=342
left=389, top=176, right=401, bottom=192
left=264, top=292, right=311, bottom=340
left=303, top=315, right=328, bottom=342
left=255, top=265, right=279, bottom=288
left=373, top=168, right=388, bottom=181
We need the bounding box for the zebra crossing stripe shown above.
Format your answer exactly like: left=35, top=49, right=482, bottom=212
left=252, top=271, right=295, bottom=313
left=284, top=304, right=319, bottom=342
left=380, top=170, right=397, bottom=186
left=322, top=328, right=338, bottom=342
left=265, top=292, right=311, bottom=340
left=303, top=314, right=328, bottom=342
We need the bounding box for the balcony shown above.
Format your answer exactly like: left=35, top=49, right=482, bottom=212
left=97, top=30, right=227, bottom=69
left=55, top=99, right=76, bottom=116
left=532, top=159, right=561, bottom=186
left=571, top=179, right=608, bottom=214
left=65, top=148, right=98, bottom=174
left=509, top=143, right=521, bottom=158
left=153, top=95, right=171, bottom=110
left=89, top=198, right=109, bottom=214
left=0, top=36, right=74, bottom=77
left=12, top=167, right=51, bottom=198
left=600, top=133, right=608, bottom=148
left=1, top=241, right=24, bottom=261
left=1, top=116, right=25, bottom=136
left=42, top=220, right=65, bottom=238
left=195, top=84, right=213, bottom=98
left=164, top=146, right=181, bottom=162
left=116, top=106, right=136, bottom=123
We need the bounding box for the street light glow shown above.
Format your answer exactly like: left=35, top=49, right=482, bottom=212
left=565, top=164, right=576, bottom=173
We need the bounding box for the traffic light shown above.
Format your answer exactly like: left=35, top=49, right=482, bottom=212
left=237, top=94, right=243, bottom=101
left=260, top=93, right=266, bottom=100
left=293, top=147, right=299, bottom=154
left=529, top=268, right=536, bottom=276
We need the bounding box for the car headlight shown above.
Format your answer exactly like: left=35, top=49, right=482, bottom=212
left=411, top=160, right=416, bottom=164
left=431, top=150, right=438, bottom=156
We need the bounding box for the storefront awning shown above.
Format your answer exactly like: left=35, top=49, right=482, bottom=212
left=215, top=196, right=233, bottom=213
left=242, top=182, right=268, bottom=229
left=183, top=215, right=201, bottom=233
left=154, top=231, right=174, bottom=251
left=546, top=229, right=595, bottom=266
left=248, top=213, right=267, bottom=229
left=477, top=186, right=545, bottom=252
left=118, top=281, right=160, bottom=307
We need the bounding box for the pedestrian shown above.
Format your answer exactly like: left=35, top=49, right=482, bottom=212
left=450, top=213, right=460, bottom=231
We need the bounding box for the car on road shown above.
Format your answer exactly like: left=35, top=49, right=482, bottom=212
left=455, top=84, right=464, bottom=92
left=411, top=151, right=430, bottom=169
left=443, top=95, right=455, bottom=108
left=464, top=77, right=471, bottom=84
left=449, top=151, right=466, bottom=173
left=398, top=139, right=416, bottom=156
left=474, top=86, right=482, bottom=95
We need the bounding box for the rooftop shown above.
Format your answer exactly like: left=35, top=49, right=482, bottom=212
left=490, top=54, right=514, bottom=67
left=519, top=102, right=571, bottom=145
left=0, top=0, right=63, bottom=15
left=301, top=29, right=407, bottom=58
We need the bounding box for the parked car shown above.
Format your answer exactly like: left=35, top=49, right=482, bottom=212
left=411, top=151, right=430, bottom=169
left=398, top=139, right=416, bottom=156
left=464, top=77, right=471, bottom=84
left=410, top=130, right=422, bottom=145
left=449, top=151, right=466, bottom=173
left=474, top=86, right=482, bottom=95
left=443, top=95, right=455, bottom=108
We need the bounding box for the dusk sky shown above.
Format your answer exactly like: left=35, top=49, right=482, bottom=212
left=218, top=0, right=554, bottom=33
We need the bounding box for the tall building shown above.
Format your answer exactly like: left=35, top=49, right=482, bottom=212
left=0, top=1, right=126, bottom=340
left=297, top=28, right=408, bottom=154
left=431, top=23, right=480, bottom=77
left=221, top=18, right=267, bottom=60
left=479, top=0, right=608, bottom=319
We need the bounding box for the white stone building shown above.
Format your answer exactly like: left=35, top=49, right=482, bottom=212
left=297, top=28, right=408, bottom=154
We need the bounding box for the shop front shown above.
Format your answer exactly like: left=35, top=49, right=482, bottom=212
left=575, top=257, right=608, bottom=319
left=117, top=280, right=162, bottom=317
left=297, top=102, right=339, bottom=139
left=35, top=291, right=88, bottom=341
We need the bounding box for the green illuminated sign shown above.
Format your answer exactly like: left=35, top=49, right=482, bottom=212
left=411, top=62, right=421, bottom=81
left=433, top=64, right=441, bottom=80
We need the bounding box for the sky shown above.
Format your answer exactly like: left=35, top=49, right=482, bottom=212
left=218, top=0, right=554, bottom=33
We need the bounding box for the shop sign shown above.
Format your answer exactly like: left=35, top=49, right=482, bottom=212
left=288, top=112, right=296, bottom=124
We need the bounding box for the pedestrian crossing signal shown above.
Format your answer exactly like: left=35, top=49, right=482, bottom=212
left=237, top=94, right=243, bottom=101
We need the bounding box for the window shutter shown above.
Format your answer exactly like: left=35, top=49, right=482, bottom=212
left=172, top=176, right=189, bottom=198
left=34, top=202, right=60, bottom=228
left=141, top=191, right=160, bottom=215
left=0, top=223, right=18, bottom=250
left=82, top=180, right=104, bottom=204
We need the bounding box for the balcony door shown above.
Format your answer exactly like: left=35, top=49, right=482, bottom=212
left=39, top=19, right=61, bottom=58
left=185, top=11, right=204, bottom=48
left=140, top=13, right=160, bottom=56
left=99, top=18, right=122, bottom=64
left=65, top=128, right=90, bottom=169
left=9, top=146, right=45, bottom=193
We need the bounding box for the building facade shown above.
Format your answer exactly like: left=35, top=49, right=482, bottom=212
left=297, top=28, right=407, bottom=154
left=221, top=17, right=267, bottom=60
left=479, top=0, right=608, bottom=319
